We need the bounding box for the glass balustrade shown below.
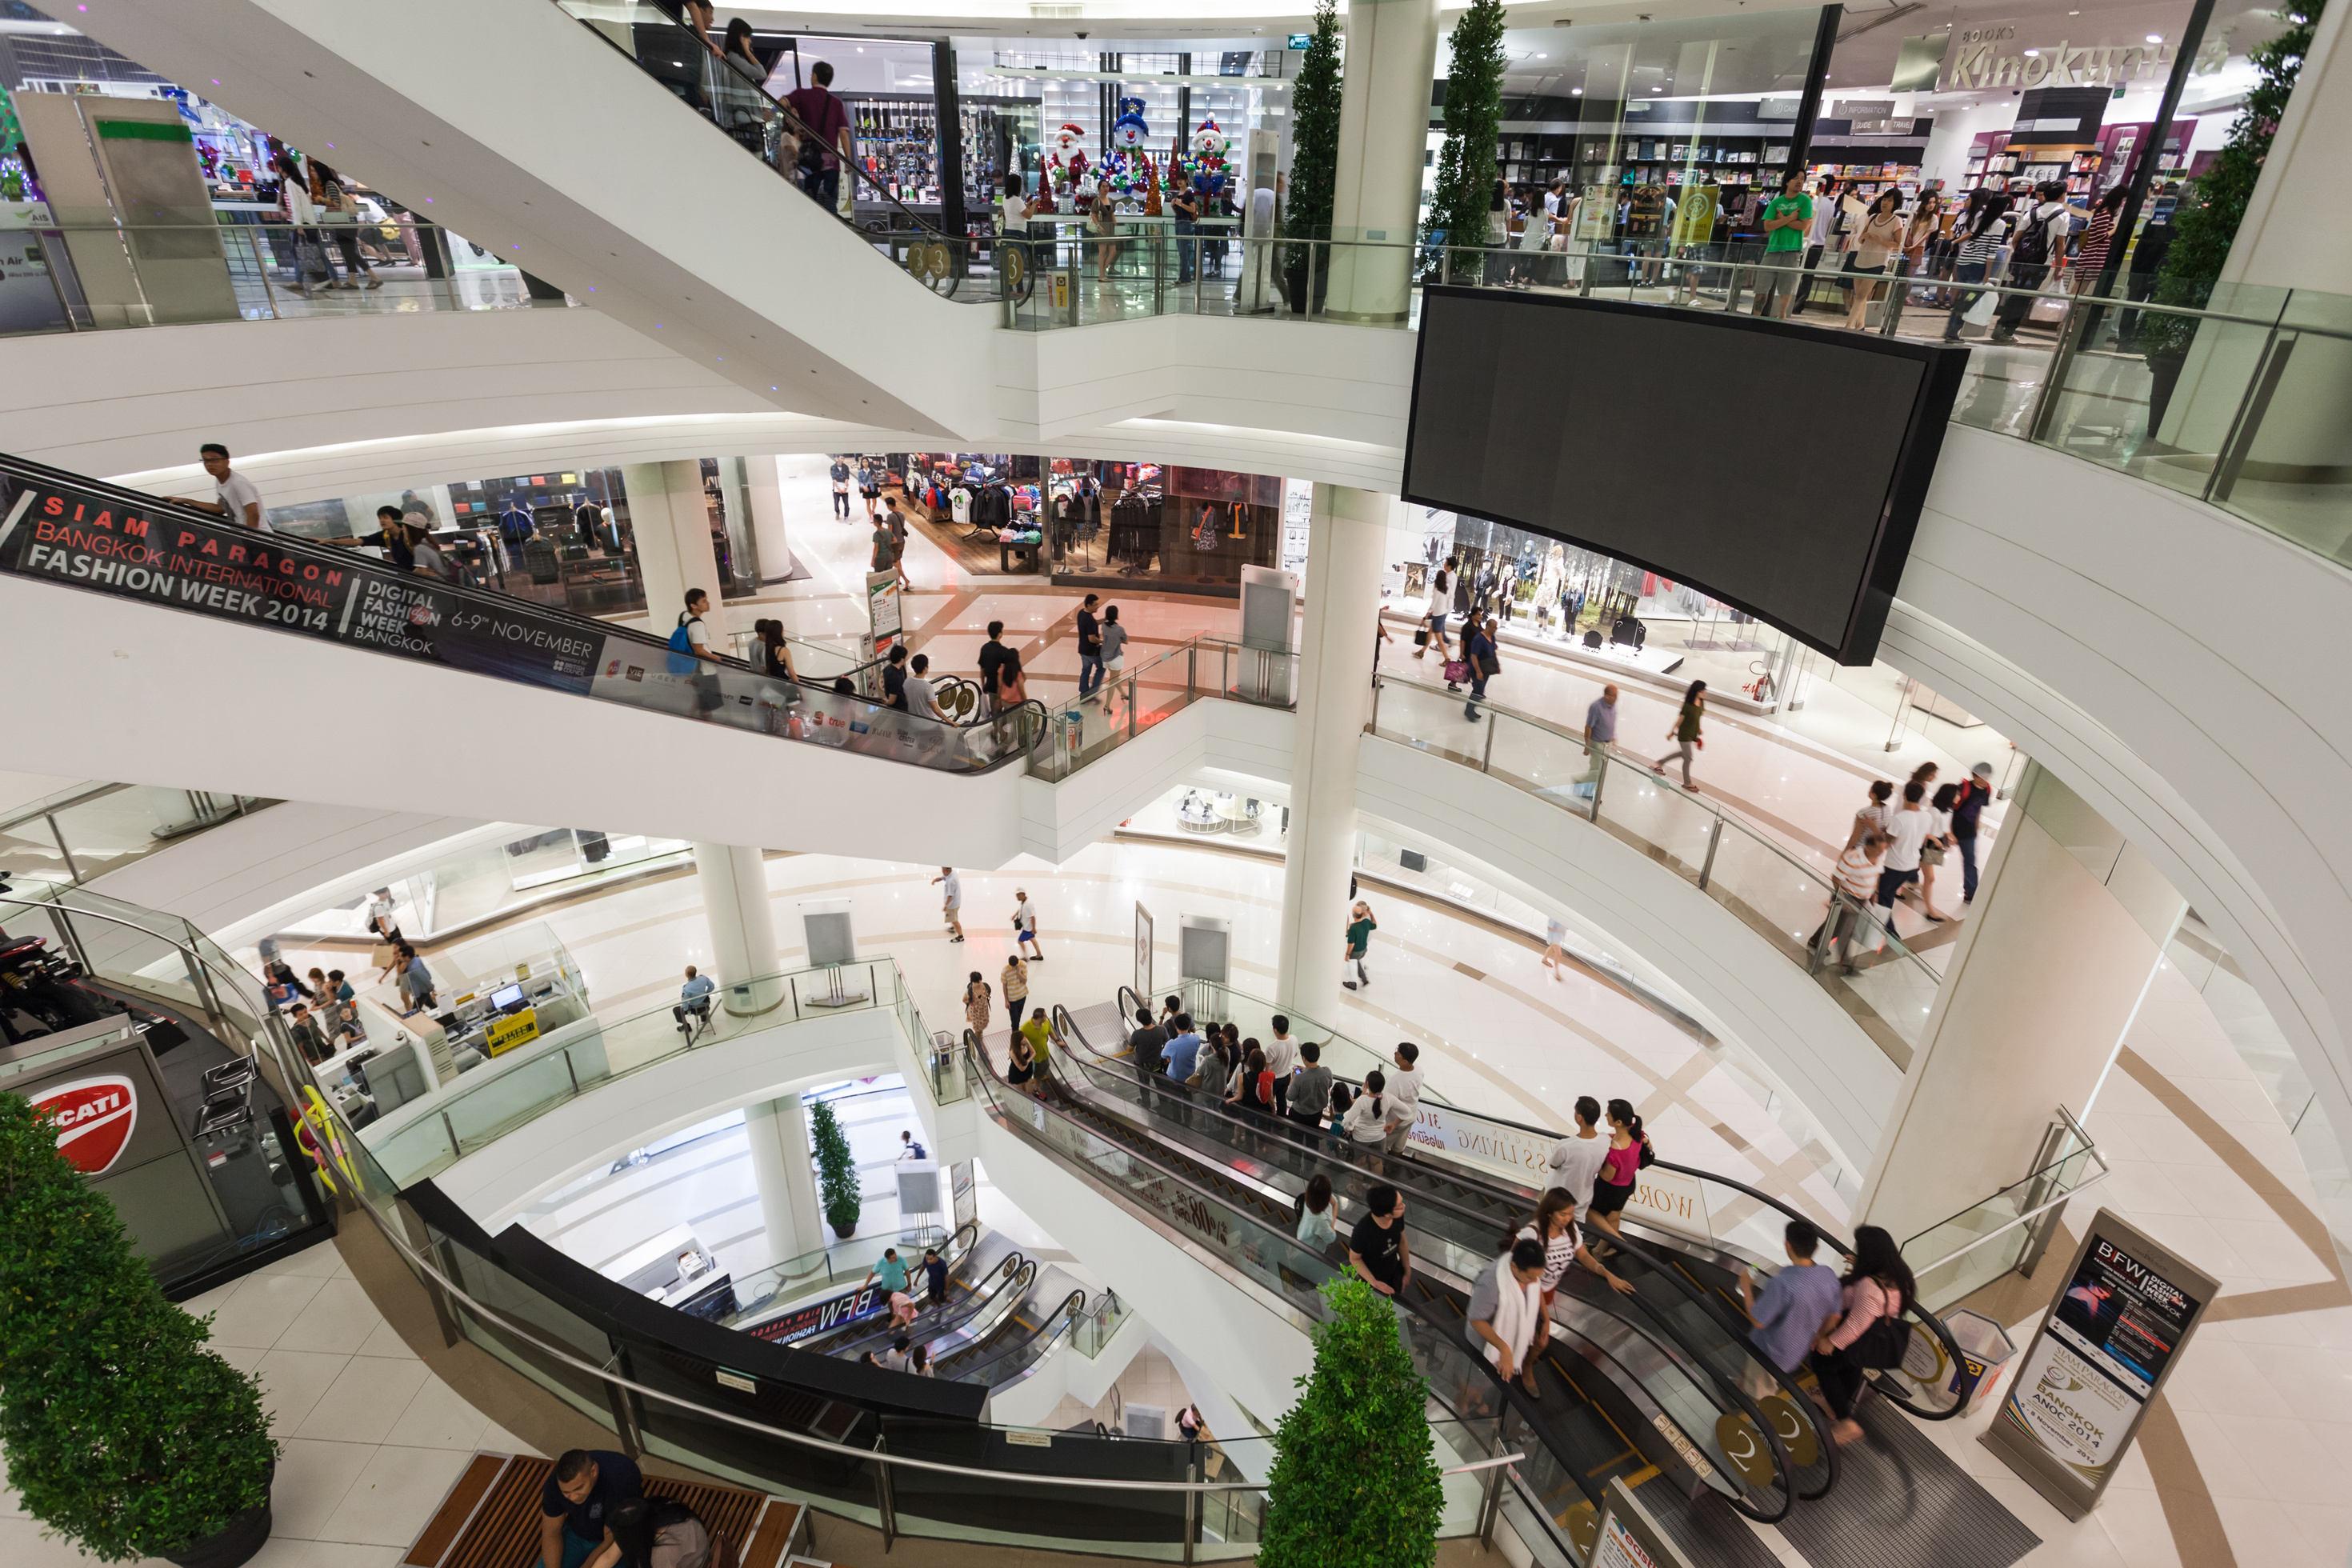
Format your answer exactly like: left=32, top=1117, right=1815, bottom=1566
left=1366, top=671, right=1936, bottom=1067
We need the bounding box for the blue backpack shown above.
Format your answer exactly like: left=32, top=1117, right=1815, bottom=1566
left=666, top=615, right=699, bottom=675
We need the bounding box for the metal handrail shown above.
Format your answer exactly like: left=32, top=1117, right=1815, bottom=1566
left=342, top=1176, right=1521, bottom=1490
left=972, top=1026, right=1799, bottom=1521
left=1904, top=1106, right=2110, bottom=1278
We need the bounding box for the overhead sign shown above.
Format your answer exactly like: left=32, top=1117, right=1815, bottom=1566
left=1286, top=34, right=1310, bottom=49
left=484, top=1006, right=540, bottom=1058
left=0, top=468, right=622, bottom=701
left=31, top=1074, right=138, bottom=1174
left=1986, top=1208, right=2217, bottom=1519
left=746, top=1282, right=886, bottom=1346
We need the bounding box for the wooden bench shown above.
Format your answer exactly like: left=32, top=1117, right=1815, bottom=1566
left=406, top=1454, right=808, bottom=1568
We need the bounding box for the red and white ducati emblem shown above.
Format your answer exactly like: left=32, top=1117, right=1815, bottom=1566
left=32, top=1075, right=138, bottom=1174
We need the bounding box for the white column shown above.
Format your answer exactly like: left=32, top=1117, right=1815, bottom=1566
left=743, top=1093, right=822, bottom=1267
left=1323, top=0, right=1442, bottom=323
left=1856, top=766, right=2186, bottom=1267
left=622, top=460, right=730, bottom=644
left=743, top=454, right=794, bottom=587
left=1274, top=486, right=1390, bottom=1024
left=692, top=842, right=782, bottom=1016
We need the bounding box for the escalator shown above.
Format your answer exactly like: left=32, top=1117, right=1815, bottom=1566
left=0, top=452, right=1047, bottom=796
left=929, top=1264, right=1086, bottom=1387
left=970, top=1025, right=1806, bottom=1565
left=70, top=0, right=996, bottom=430
left=785, top=1230, right=1024, bottom=1358
left=1100, top=986, right=1972, bottom=1434
left=1040, top=1010, right=1830, bottom=1511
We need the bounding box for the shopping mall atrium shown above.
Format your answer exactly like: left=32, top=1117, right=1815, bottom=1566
left=0, top=0, right=2344, bottom=1563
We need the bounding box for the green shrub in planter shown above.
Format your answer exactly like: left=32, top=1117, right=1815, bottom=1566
left=1259, top=1278, right=1442, bottom=1568
left=810, top=1097, right=861, bottom=1238
left=0, top=1092, right=278, bottom=1563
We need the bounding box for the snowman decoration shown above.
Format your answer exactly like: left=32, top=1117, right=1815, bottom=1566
left=1101, top=97, right=1154, bottom=214
left=1043, top=121, right=1089, bottom=214
left=1186, top=114, right=1234, bottom=201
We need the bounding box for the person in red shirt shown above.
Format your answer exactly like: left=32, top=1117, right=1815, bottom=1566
left=785, top=61, right=852, bottom=214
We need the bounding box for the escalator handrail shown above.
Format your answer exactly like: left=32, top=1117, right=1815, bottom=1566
left=557, top=0, right=973, bottom=257
left=1042, top=1014, right=1818, bottom=1508
left=1049, top=1005, right=1510, bottom=1242
left=928, top=1258, right=1041, bottom=1374
left=946, top=1286, right=1088, bottom=1386
left=0, top=450, right=1035, bottom=750
left=982, top=1027, right=1798, bottom=1522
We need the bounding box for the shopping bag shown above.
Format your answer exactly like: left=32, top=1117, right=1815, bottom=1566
left=1443, top=659, right=1470, bottom=682
left=368, top=942, right=395, bottom=968
left=1962, top=289, right=1998, bottom=327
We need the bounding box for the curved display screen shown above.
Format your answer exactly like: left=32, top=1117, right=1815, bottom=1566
left=1401, top=288, right=1969, bottom=665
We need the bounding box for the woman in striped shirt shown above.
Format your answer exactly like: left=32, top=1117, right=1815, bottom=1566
left=1940, top=190, right=2013, bottom=342
left=2070, top=186, right=2126, bottom=294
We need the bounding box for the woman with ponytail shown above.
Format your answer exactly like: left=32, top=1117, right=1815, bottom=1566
left=1342, top=1067, right=1391, bottom=1158
left=1587, top=1098, right=1651, bottom=1247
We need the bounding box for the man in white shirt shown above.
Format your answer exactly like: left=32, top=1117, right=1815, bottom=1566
left=1873, top=782, right=1933, bottom=932
left=1262, top=1014, right=1302, bottom=1117
left=1383, top=1041, right=1425, bottom=1155
left=195, top=443, right=268, bottom=530
left=1544, top=1095, right=1610, bottom=1222
left=1012, top=890, right=1045, bottom=962
left=930, top=866, right=965, bottom=942
left=901, top=653, right=947, bottom=722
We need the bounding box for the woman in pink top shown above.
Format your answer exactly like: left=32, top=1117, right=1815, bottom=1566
left=1585, top=1098, right=1651, bottom=1250
left=1810, top=1225, right=1918, bottom=1446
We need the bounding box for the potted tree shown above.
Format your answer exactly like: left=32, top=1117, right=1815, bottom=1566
left=2139, top=0, right=2320, bottom=437
left=0, top=1093, right=279, bottom=1568
left=1281, top=0, right=1342, bottom=315
left=1259, top=1278, right=1442, bottom=1566
left=810, top=1097, right=861, bottom=1239
left=1422, top=0, right=1508, bottom=287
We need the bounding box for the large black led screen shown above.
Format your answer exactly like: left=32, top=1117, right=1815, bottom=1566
left=1402, top=288, right=1967, bottom=664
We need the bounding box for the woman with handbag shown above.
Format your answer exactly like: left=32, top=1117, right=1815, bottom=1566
left=1462, top=614, right=1499, bottom=721
left=1842, top=190, right=1905, bottom=330
left=1810, top=1225, right=1917, bottom=1446
left=1652, top=678, right=1706, bottom=792
left=309, top=160, right=381, bottom=290
left=1921, top=783, right=1959, bottom=922
left=962, top=970, right=994, bottom=1042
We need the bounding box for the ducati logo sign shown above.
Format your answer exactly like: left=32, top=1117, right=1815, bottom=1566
left=33, top=1075, right=138, bottom=1174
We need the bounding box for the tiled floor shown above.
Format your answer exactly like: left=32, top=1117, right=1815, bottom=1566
left=3, top=1235, right=542, bottom=1568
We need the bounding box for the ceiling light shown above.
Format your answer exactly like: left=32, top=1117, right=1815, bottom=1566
left=2147, top=33, right=2164, bottom=42
left=2022, top=49, right=2040, bottom=57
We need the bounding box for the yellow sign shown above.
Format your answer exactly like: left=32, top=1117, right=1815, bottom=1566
left=485, top=1007, right=540, bottom=1057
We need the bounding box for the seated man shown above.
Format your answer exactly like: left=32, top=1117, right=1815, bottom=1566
left=673, top=965, right=716, bottom=1038
left=538, top=1448, right=643, bottom=1568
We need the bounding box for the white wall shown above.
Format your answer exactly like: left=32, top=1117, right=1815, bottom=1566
left=1890, top=426, right=2352, bottom=1195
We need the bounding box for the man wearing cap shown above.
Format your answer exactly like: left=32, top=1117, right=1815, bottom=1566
left=1951, top=763, right=1996, bottom=904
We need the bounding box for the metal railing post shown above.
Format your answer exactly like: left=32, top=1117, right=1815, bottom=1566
left=1187, top=644, right=1198, bottom=703
left=1482, top=711, right=1498, bottom=772
left=874, top=1434, right=898, bottom=1551
left=1305, top=240, right=1318, bottom=322
left=1698, top=817, right=1723, bottom=890
left=1589, top=751, right=1607, bottom=821
left=1879, top=257, right=1910, bottom=337
left=2025, top=294, right=2091, bottom=444
left=441, top=1109, right=460, bottom=1158
left=2208, top=323, right=2297, bottom=505
left=1368, top=678, right=1380, bottom=734
left=1182, top=1450, right=1201, bottom=1563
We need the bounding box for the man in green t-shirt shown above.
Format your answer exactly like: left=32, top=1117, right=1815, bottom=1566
left=1342, top=901, right=1378, bottom=992
left=864, top=1248, right=910, bottom=1298
left=1753, top=173, right=1812, bottom=319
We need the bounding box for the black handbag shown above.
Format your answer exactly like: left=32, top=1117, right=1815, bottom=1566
left=1851, top=1301, right=1911, bottom=1370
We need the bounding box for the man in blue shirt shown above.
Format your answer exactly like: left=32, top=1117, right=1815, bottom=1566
left=1737, top=1218, right=1846, bottom=1393
left=538, top=1449, right=642, bottom=1568
left=1162, top=1014, right=1203, bottom=1083
left=674, top=964, right=716, bottom=1036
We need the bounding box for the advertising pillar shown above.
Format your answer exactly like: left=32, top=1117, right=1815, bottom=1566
left=1983, top=1207, right=2218, bottom=1518
left=1274, top=486, right=1389, bottom=1024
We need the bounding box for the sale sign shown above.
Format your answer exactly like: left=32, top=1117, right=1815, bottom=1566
left=32, top=1074, right=139, bottom=1174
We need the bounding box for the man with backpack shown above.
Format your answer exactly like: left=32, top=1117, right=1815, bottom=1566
left=1990, top=182, right=2071, bottom=346
left=785, top=60, right=853, bottom=214
left=666, top=588, right=724, bottom=718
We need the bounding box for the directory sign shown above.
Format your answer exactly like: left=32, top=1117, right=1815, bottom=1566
left=1590, top=1476, right=1696, bottom=1568
left=1986, top=1208, right=2217, bottom=1520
